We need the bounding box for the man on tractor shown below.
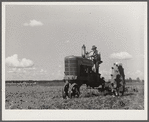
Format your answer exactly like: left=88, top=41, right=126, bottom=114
left=87, top=45, right=102, bottom=74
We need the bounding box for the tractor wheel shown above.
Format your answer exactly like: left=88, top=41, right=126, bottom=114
left=110, top=63, right=125, bottom=97
left=68, top=83, right=73, bottom=98
left=68, top=83, right=80, bottom=98
left=68, top=89, right=72, bottom=98
left=62, top=82, right=69, bottom=99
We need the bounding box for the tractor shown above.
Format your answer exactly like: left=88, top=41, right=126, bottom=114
left=62, top=45, right=125, bottom=98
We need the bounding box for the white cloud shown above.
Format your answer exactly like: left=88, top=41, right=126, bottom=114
left=23, top=19, right=43, bottom=27
left=6, top=54, right=34, bottom=68
left=110, top=52, right=132, bottom=60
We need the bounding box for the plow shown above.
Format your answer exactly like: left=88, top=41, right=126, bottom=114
left=62, top=45, right=125, bottom=99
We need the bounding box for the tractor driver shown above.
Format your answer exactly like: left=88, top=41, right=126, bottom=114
left=89, top=45, right=102, bottom=74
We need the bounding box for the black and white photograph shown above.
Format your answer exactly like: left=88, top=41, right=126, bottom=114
left=2, top=2, right=147, bottom=120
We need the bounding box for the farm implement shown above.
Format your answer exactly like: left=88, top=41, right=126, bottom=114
left=62, top=45, right=125, bottom=98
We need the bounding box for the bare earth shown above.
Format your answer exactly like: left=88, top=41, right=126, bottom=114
left=5, top=81, right=144, bottom=109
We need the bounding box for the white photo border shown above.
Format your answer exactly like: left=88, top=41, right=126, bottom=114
left=2, top=2, right=148, bottom=120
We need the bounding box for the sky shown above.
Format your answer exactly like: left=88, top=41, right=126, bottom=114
left=4, top=2, right=146, bottom=81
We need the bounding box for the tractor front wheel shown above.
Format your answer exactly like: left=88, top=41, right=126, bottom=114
left=62, top=82, right=69, bottom=99
left=68, top=83, right=80, bottom=98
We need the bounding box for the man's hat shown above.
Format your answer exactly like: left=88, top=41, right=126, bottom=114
left=91, top=45, right=97, bottom=50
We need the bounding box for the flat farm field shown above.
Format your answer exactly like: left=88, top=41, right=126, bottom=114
left=5, top=81, right=144, bottom=109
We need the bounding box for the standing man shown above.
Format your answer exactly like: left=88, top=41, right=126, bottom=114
left=90, top=45, right=102, bottom=73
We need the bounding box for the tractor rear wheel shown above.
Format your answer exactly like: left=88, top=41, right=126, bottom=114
left=110, top=63, right=125, bottom=96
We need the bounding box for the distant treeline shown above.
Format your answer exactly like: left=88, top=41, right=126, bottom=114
left=6, top=80, right=65, bottom=86
left=6, top=80, right=64, bottom=83
left=6, top=79, right=144, bottom=84
left=125, top=79, right=144, bottom=82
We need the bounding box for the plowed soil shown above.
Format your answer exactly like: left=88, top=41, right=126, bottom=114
left=5, top=82, right=144, bottom=109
